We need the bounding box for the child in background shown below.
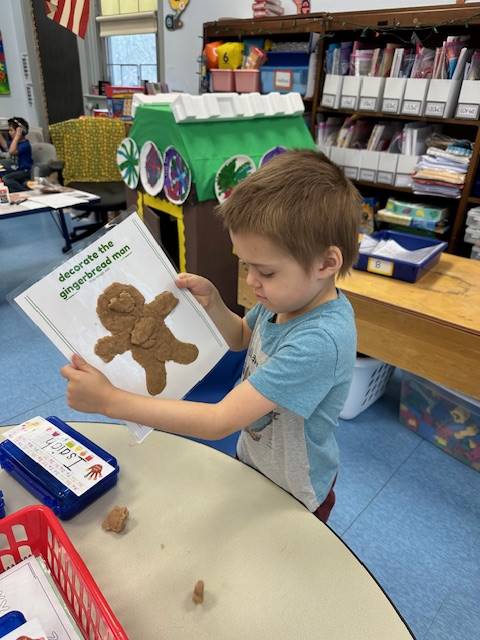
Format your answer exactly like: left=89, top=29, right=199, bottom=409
left=0, top=117, right=33, bottom=192
left=61, top=150, right=360, bottom=523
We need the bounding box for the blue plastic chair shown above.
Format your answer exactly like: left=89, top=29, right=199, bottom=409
left=183, top=350, right=246, bottom=456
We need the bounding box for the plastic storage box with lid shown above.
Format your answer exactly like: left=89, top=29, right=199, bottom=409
left=340, top=356, right=395, bottom=420
left=0, top=416, right=119, bottom=520
left=0, top=505, right=127, bottom=638
left=354, top=230, right=447, bottom=282
left=399, top=372, right=480, bottom=471
left=260, top=51, right=309, bottom=95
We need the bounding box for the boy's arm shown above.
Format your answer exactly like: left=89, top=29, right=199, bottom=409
left=176, top=273, right=251, bottom=351
left=61, top=355, right=275, bottom=439
left=106, top=379, right=275, bottom=439
left=206, top=289, right=251, bottom=351
left=0, top=133, right=7, bottom=152
left=8, top=128, right=22, bottom=155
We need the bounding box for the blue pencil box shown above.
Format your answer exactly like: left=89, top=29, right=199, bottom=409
left=0, top=416, right=119, bottom=520
left=0, top=611, right=26, bottom=637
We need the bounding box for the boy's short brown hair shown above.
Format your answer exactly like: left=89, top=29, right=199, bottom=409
left=217, top=150, right=361, bottom=277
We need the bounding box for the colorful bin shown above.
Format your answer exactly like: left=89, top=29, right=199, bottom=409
left=234, top=69, right=260, bottom=93
left=0, top=505, right=127, bottom=638
left=210, top=69, right=235, bottom=92
left=400, top=372, right=480, bottom=471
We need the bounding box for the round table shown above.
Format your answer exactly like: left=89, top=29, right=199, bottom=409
left=0, top=423, right=413, bottom=639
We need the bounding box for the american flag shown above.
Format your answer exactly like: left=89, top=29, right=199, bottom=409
left=44, top=0, right=90, bottom=39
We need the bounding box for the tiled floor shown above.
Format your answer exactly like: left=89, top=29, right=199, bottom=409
left=2, top=212, right=479, bottom=639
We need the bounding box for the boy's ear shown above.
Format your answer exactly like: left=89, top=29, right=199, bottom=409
left=316, top=246, right=343, bottom=278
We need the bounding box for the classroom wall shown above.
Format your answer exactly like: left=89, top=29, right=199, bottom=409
left=161, top=0, right=465, bottom=94
left=0, top=0, right=42, bottom=127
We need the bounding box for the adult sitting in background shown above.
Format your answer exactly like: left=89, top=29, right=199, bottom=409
left=0, top=117, right=33, bottom=192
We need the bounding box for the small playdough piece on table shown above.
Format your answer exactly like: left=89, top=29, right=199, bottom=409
left=192, top=579, right=204, bottom=604
left=102, top=505, right=129, bottom=533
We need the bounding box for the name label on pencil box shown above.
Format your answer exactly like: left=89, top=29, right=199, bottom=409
left=424, top=101, right=446, bottom=117
left=456, top=103, right=480, bottom=120
left=4, top=417, right=116, bottom=496
left=401, top=99, right=422, bottom=115
left=367, top=257, right=394, bottom=277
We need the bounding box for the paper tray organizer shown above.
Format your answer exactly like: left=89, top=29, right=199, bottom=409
left=0, top=416, right=119, bottom=520
left=0, top=505, right=127, bottom=639
left=354, top=230, right=447, bottom=282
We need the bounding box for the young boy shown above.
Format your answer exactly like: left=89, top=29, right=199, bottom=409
left=61, top=150, right=361, bottom=523
left=0, top=117, right=33, bottom=192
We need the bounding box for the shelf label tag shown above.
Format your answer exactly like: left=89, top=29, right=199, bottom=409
left=382, top=98, right=399, bottom=113
left=359, top=96, right=376, bottom=111
left=425, top=101, right=445, bottom=117
left=341, top=95, right=356, bottom=109
left=401, top=99, right=421, bottom=115
left=456, top=103, right=480, bottom=120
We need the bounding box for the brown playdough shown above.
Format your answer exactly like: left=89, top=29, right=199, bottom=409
left=102, top=505, right=129, bottom=533
left=192, top=580, right=204, bottom=604
left=95, top=282, right=199, bottom=395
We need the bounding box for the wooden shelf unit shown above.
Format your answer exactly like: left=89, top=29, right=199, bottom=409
left=203, top=3, right=480, bottom=256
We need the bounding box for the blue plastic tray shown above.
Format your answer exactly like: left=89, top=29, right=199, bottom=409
left=0, top=417, right=119, bottom=520
left=354, top=230, right=447, bottom=282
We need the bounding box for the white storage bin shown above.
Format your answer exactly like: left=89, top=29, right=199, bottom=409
left=321, top=74, right=343, bottom=109
left=395, top=154, right=419, bottom=188
left=340, top=76, right=362, bottom=110
left=377, top=152, right=398, bottom=185
left=424, top=79, right=462, bottom=118
left=359, top=77, right=385, bottom=112
left=401, top=78, right=430, bottom=116
left=330, top=146, right=345, bottom=169
left=343, top=148, right=360, bottom=180
left=382, top=78, right=407, bottom=114
left=359, top=150, right=380, bottom=183
left=340, top=356, right=395, bottom=420
left=456, top=80, right=480, bottom=120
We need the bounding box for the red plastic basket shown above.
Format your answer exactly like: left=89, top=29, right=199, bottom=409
left=0, top=505, right=127, bottom=639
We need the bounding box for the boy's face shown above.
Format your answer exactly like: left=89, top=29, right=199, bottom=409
left=231, top=231, right=332, bottom=316
left=8, top=125, right=16, bottom=138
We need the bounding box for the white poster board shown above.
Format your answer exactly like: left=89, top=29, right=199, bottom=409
left=15, top=213, right=228, bottom=442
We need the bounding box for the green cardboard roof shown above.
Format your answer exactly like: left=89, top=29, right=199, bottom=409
left=129, top=104, right=315, bottom=202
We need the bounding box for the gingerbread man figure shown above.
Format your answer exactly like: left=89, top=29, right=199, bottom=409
left=95, top=282, right=199, bottom=395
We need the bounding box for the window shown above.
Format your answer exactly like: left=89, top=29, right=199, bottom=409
left=106, top=33, right=157, bottom=85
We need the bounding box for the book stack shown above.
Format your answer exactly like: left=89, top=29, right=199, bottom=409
left=412, top=137, right=473, bottom=199
left=464, top=207, right=480, bottom=259
left=252, top=0, right=284, bottom=18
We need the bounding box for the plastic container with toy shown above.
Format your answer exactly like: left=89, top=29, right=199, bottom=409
left=399, top=372, right=480, bottom=471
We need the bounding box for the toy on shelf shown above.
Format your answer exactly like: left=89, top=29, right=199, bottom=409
left=165, top=0, right=190, bottom=30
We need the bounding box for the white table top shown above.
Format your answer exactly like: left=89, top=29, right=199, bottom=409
left=0, top=422, right=412, bottom=639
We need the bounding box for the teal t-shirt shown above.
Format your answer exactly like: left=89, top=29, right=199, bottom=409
left=238, top=292, right=356, bottom=511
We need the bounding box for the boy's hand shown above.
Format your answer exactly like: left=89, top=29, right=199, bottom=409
left=61, top=354, right=116, bottom=415
left=13, top=127, right=22, bottom=140
left=176, top=273, right=219, bottom=310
